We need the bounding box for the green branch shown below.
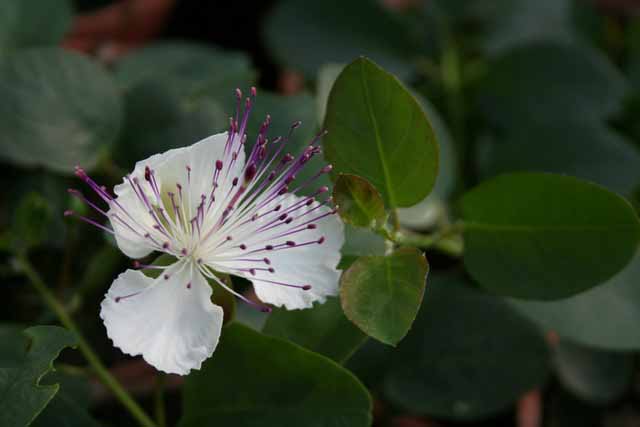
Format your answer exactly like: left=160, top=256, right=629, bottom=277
left=14, top=256, right=156, bottom=427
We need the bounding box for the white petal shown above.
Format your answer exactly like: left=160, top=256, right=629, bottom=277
left=100, top=262, right=223, bottom=375
left=212, top=194, right=345, bottom=310
left=108, top=132, right=244, bottom=258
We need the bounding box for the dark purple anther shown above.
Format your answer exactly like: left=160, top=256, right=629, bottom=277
left=265, top=245, right=274, bottom=250
left=278, top=186, right=288, bottom=195
left=278, top=214, right=287, bottom=221
left=226, top=235, right=233, bottom=241
left=307, top=224, right=317, bottom=229
left=274, top=205, right=281, bottom=211
left=216, top=160, right=223, bottom=170
left=302, top=285, right=312, bottom=291
left=144, top=166, right=151, bottom=181
left=164, top=274, right=170, bottom=280
left=240, top=244, right=247, bottom=250
left=263, top=258, right=271, bottom=264
left=317, top=237, right=325, bottom=244
left=268, top=268, right=275, bottom=273
left=162, top=242, right=170, bottom=249
left=249, top=269, right=256, bottom=275
left=286, top=241, right=296, bottom=247
left=187, top=282, right=192, bottom=289
left=244, top=163, right=257, bottom=182
left=285, top=218, right=293, bottom=224
left=232, top=177, right=239, bottom=186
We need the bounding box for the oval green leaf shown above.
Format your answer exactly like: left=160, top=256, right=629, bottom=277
left=508, top=250, right=640, bottom=350
left=114, top=42, right=255, bottom=101
left=553, top=340, right=633, bottom=405
left=0, top=0, right=72, bottom=57
left=0, top=48, right=123, bottom=173
left=263, top=297, right=367, bottom=363
left=340, top=248, right=428, bottom=345
left=323, top=57, right=439, bottom=208
left=334, top=174, right=386, bottom=229
left=265, top=0, right=418, bottom=79
left=179, top=323, right=372, bottom=427
left=461, top=173, right=640, bottom=299
left=383, top=274, right=549, bottom=421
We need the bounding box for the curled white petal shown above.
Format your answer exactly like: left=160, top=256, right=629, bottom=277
left=100, top=261, right=223, bottom=375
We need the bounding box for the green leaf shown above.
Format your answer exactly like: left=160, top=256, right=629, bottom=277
left=461, top=173, right=640, bottom=299
left=0, top=326, right=77, bottom=427
left=340, top=248, right=428, bottom=345
left=479, top=42, right=627, bottom=128
left=508, top=250, right=640, bottom=350
left=552, top=340, right=633, bottom=405
left=480, top=0, right=578, bottom=54
left=265, top=0, right=418, bottom=79
left=0, top=0, right=72, bottom=57
left=263, top=297, right=367, bottom=363
left=324, top=57, right=439, bottom=208
left=383, top=274, right=550, bottom=421
left=397, top=94, right=458, bottom=229
left=333, top=174, right=386, bottom=229
left=0, top=48, right=123, bottom=173
left=478, top=120, right=640, bottom=197
left=33, top=372, right=101, bottom=427
left=179, top=323, right=372, bottom=427
left=114, top=82, right=227, bottom=170
left=114, top=42, right=255, bottom=102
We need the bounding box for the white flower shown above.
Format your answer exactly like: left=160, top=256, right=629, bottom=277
left=67, top=88, right=344, bottom=375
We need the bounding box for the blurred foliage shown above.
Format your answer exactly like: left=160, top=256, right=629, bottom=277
left=2, top=0, right=640, bottom=426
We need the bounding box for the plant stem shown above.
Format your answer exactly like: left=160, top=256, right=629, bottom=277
left=154, top=372, right=167, bottom=427
left=394, top=223, right=464, bottom=257
left=14, top=256, right=156, bottom=427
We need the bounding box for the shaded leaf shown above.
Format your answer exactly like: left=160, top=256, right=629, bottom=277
left=263, top=297, right=367, bottom=363
left=0, top=48, right=123, bottom=173
left=384, top=274, right=549, bottom=421
left=461, top=173, right=640, bottom=299
left=508, top=250, right=640, bottom=350
left=479, top=42, right=627, bottom=128
left=553, top=340, right=633, bottom=405
left=0, top=326, right=76, bottom=427
left=0, top=0, right=72, bottom=57
left=179, top=323, right=372, bottom=427
left=265, top=0, right=418, bottom=79
left=341, top=248, right=428, bottom=345
left=114, top=42, right=255, bottom=102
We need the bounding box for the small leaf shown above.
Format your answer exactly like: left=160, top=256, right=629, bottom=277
left=0, top=0, right=73, bottom=57
left=265, top=0, right=418, bottom=79
left=383, top=274, right=550, bottom=421
left=263, top=297, right=367, bottom=363
left=0, top=48, right=123, bottom=173
left=461, top=173, right=640, bottom=299
left=179, top=323, right=372, bottom=427
left=508, top=250, right=640, bottom=350
left=324, top=57, right=439, bottom=208
left=334, top=174, right=386, bottom=229
left=0, top=326, right=77, bottom=427
left=340, top=248, right=428, bottom=345
left=553, top=340, right=633, bottom=405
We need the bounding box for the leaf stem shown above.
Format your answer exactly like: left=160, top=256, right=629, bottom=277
left=14, top=256, right=157, bottom=427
